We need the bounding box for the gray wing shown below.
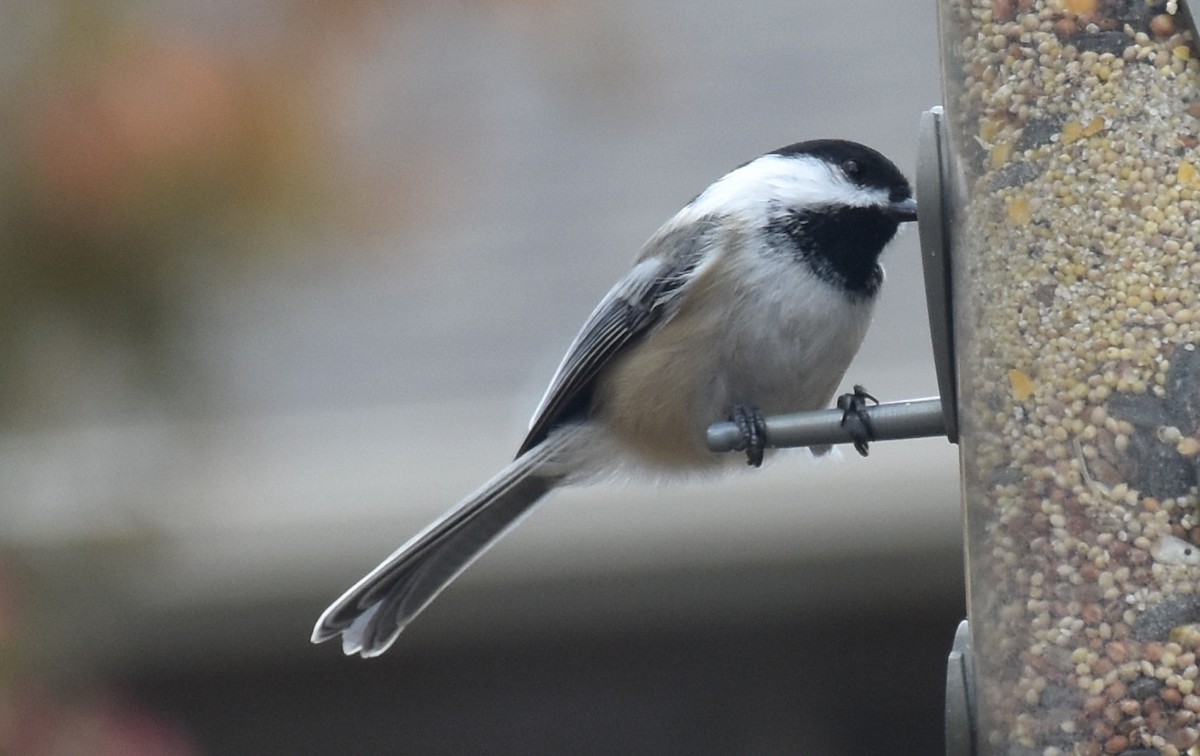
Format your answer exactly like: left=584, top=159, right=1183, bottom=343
left=517, top=220, right=718, bottom=455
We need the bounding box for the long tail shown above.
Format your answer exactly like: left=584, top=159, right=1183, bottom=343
left=311, top=436, right=572, bottom=657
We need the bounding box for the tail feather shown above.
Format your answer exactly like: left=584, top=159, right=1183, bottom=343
left=312, top=438, right=568, bottom=657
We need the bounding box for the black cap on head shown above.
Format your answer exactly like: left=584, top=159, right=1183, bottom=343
left=771, top=139, right=912, bottom=203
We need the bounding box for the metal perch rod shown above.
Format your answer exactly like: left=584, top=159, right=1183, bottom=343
left=706, top=397, right=948, bottom=453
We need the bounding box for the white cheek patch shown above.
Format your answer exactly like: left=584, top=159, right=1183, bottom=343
left=681, top=154, right=888, bottom=225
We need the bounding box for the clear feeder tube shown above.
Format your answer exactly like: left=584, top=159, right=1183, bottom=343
left=936, top=1, right=1200, bottom=753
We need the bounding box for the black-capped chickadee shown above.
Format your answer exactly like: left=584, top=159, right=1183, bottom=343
left=312, top=139, right=917, bottom=657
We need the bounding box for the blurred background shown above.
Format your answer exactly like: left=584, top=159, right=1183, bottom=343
left=0, top=1, right=959, bottom=754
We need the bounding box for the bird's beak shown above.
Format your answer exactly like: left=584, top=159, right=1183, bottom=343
left=888, top=197, right=918, bottom=223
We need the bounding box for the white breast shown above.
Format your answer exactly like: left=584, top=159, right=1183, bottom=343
left=707, top=244, right=876, bottom=418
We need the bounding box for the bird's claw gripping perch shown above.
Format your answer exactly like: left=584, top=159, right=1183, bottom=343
left=837, top=385, right=878, bottom=457
left=729, top=404, right=768, bottom=467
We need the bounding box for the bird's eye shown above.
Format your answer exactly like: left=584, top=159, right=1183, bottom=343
left=842, top=159, right=865, bottom=182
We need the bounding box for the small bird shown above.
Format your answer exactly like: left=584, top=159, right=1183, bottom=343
left=312, top=139, right=917, bottom=657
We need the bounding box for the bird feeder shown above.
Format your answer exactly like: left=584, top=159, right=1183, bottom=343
left=934, top=0, right=1200, bottom=753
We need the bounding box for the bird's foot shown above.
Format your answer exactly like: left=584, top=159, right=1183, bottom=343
left=837, top=385, right=878, bottom=457
left=728, top=404, right=768, bottom=468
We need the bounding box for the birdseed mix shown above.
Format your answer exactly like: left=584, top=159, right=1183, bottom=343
left=940, top=0, right=1200, bottom=753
